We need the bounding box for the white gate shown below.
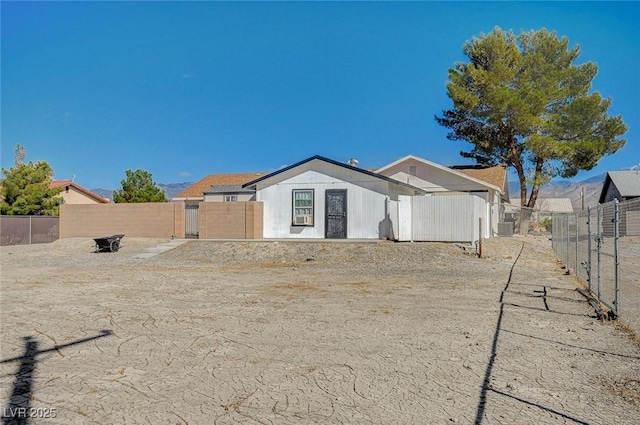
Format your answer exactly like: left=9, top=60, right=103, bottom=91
left=398, top=195, right=486, bottom=243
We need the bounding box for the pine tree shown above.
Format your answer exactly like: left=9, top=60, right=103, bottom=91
left=435, top=27, right=628, bottom=208
left=113, top=169, right=168, bottom=203
left=1, top=145, right=63, bottom=215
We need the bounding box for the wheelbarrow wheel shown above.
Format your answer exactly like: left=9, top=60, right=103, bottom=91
left=110, top=240, right=119, bottom=252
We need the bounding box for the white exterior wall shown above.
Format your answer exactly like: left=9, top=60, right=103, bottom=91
left=378, top=157, right=492, bottom=192
left=256, top=165, right=406, bottom=239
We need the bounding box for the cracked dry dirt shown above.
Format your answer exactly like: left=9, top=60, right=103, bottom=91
left=1, top=237, right=639, bottom=424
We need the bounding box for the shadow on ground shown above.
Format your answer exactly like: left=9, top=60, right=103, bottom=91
left=1, top=330, right=112, bottom=425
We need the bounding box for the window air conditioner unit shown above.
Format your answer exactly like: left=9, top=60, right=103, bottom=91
left=294, top=215, right=310, bottom=225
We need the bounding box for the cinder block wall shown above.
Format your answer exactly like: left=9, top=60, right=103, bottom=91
left=245, top=202, right=263, bottom=239
left=60, top=203, right=185, bottom=238
left=199, top=202, right=263, bottom=239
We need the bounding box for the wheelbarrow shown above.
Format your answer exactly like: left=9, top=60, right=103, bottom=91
left=94, top=234, right=125, bottom=253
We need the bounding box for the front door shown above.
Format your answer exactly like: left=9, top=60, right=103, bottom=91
left=325, top=190, right=347, bottom=239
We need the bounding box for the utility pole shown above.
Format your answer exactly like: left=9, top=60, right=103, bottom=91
left=581, top=186, right=585, bottom=211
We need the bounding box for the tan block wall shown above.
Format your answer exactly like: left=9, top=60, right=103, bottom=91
left=245, top=202, right=263, bottom=239
left=60, top=203, right=185, bottom=238
left=199, top=201, right=263, bottom=239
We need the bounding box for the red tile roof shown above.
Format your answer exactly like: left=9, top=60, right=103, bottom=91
left=173, top=172, right=267, bottom=199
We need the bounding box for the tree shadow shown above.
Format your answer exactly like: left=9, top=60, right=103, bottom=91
left=1, top=330, right=112, bottom=425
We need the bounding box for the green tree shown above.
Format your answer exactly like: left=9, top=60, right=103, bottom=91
left=435, top=27, right=628, bottom=208
left=113, top=169, right=168, bottom=203
left=1, top=144, right=63, bottom=215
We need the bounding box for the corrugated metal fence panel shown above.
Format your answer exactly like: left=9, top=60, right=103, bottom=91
left=398, top=195, right=485, bottom=242
left=185, top=203, right=200, bottom=237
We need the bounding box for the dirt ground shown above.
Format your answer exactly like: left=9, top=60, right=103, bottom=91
left=1, top=236, right=639, bottom=424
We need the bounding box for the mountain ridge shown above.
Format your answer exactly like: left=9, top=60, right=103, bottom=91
left=91, top=182, right=193, bottom=202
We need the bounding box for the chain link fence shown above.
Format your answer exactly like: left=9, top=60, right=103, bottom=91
left=551, top=198, right=640, bottom=327
left=0, top=216, right=60, bottom=246
left=495, top=203, right=554, bottom=237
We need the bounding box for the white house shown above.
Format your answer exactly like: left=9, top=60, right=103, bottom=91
left=242, top=155, right=426, bottom=239
left=376, top=155, right=509, bottom=238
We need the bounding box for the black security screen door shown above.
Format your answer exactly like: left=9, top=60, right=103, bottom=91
left=325, top=190, right=347, bottom=239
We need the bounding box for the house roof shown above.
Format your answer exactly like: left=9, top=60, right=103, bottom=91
left=598, top=171, right=640, bottom=203
left=449, top=164, right=508, bottom=192
left=50, top=180, right=110, bottom=203
left=203, top=184, right=255, bottom=194
left=173, top=172, right=266, bottom=199
left=538, top=198, right=574, bottom=213
left=375, top=154, right=505, bottom=195
left=509, top=197, right=574, bottom=213
left=242, top=155, right=427, bottom=194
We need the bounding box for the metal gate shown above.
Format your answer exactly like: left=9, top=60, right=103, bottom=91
left=185, top=203, right=199, bottom=238
left=398, top=194, right=486, bottom=242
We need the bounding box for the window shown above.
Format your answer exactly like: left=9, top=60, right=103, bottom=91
left=409, top=165, right=417, bottom=176
left=292, top=189, right=314, bottom=226
left=224, top=195, right=237, bottom=202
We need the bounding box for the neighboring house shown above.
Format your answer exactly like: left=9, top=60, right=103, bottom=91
left=203, top=184, right=256, bottom=202
left=508, top=198, right=574, bottom=213
left=50, top=180, right=109, bottom=204
left=171, top=172, right=266, bottom=204
left=598, top=171, right=640, bottom=203
left=536, top=198, right=574, bottom=213
left=171, top=172, right=266, bottom=238
left=598, top=171, right=640, bottom=237
left=242, top=155, right=426, bottom=239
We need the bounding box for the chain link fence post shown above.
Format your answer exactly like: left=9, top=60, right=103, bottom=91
left=565, top=214, right=569, bottom=268
left=597, top=205, right=602, bottom=300
left=573, top=214, right=580, bottom=276
left=587, top=207, right=592, bottom=292
left=614, top=199, right=620, bottom=316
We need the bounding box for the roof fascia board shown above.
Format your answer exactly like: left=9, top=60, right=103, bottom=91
left=598, top=173, right=612, bottom=203
left=377, top=154, right=502, bottom=193
left=242, top=155, right=426, bottom=194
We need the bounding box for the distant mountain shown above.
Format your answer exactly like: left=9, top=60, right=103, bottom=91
left=91, top=182, right=193, bottom=202
left=158, top=182, right=193, bottom=199
left=508, top=173, right=606, bottom=210
left=91, top=188, right=114, bottom=201
left=581, top=173, right=608, bottom=184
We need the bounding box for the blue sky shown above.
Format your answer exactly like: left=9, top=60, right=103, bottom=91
left=2, top=1, right=638, bottom=189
